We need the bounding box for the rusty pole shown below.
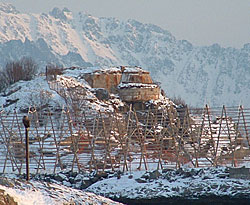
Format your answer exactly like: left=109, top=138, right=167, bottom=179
left=23, top=116, right=30, bottom=181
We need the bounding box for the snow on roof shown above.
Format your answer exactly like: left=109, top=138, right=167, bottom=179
left=122, top=66, right=148, bottom=73
left=74, top=66, right=149, bottom=75
left=118, top=83, right=158, bottom=89
left=93, top=66, right=122, bottom=74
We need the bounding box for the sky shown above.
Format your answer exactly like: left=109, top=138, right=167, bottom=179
left=1, top=0, right=250, bottom=48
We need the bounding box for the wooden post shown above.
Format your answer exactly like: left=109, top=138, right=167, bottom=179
left=223, top=106, right=236, bottom=167
left=240, top=105, right=250, bottom=148
left=22, top=116, right=30, bottom=181
left=205, top=104, right=216, bottom=166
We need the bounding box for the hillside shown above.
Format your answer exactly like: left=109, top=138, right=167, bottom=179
left=0, top=3, right=250, bottom=107
left=0, top=175, right=122, bottom=205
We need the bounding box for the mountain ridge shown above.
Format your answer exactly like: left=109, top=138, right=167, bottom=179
left=0, top=3, right=250, bottom=107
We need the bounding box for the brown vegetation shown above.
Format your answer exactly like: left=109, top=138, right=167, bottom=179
left=0, top=57, right=38, bottom=91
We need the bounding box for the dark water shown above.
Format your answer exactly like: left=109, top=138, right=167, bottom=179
left=113, top=197, right=250, bottom=205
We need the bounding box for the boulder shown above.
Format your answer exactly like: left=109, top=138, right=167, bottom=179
left=135, top=178, right=147, bottom=183
left=54, top=173, right=67, bottom=182
left=149, top=170, right=162, bottom=180
left=94, top=88, right=110, bottom=100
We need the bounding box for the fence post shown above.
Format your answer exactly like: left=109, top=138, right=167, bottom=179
left=22, top=116, right=30, bottom=181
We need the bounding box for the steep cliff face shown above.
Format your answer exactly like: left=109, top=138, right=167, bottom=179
left=0, top=3, right=249, bottom=107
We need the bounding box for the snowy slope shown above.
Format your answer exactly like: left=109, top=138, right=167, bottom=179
left=2, top=167, right=250, bottom=204
left=0, top=67, right=126, bottom=113
left=0, top=177, right=122, bottom=205
left=0, top=3, right=250, bottom=107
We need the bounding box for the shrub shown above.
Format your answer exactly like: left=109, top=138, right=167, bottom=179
left=170, top=96, right=187, bottom=107
left=0, top=57, right=38, bottom=91
left=45, top=64, right=63, bottom=81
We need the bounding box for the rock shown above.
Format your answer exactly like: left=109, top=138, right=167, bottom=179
left=189, top=168, right=200, bottom=176
left=182, top=171, right=192, bottom=178
left=176, top=168, right=184, bottom=175
left=81, top=180, right=92, bottom=189
left=163, top=175, right=175, bottom=182
left=94, top=88, right=110, bottom=100
left=197, top=169, right=205, bottom=176
left=135, top=178, right=147, bottom=183
left=210, top=184, right=218, bottom=189
left=44, top=177, right=51, bottom=182
left=62, top=181, right=72, bottom=187
left=149, top=170, right=162, bottom=180
left=96, top=171, right=108, bottom=179
left=69, top=177, right=75, bottom=184
left=45, top=173, right=54, bottom=180
left=202, top=175, right=212, bottom=180
left=50, top=179, right=61, bottom=185
left=90, top=176, right=99, bottom=183
left=70, top=172, right=78, bottom=178
left=219, top=184, right=229, bottom=192
left=141, top=172, right=150, bottom=180
left=0, top=178, right=14, bottom=188
left=74, top=181, right=82, bottom=189
left=162, top=169, right=175, bottom=181
left=162, top=168, right=173, bottom=173
left=217, top=173, right=229, bottom=179
left=171, top=186, right=180, bottom=192
left=75, top=174, right=83, bottom=182
left=54, top=173, right=67, bottom=182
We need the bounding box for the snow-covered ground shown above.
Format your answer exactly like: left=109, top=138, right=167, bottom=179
left=1, top=67, right=250, bottom=204
left=2, top=166, right=250, bottom=205
left=0, top=176, right=123, bottom=205
left=86, top=167, right=250, bottom=201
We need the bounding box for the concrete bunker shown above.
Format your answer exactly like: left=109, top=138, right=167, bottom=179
left=83, top=66, right=160, bottom=103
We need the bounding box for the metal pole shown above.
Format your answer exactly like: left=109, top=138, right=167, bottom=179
left=25, top=127, right=29, bottom=180
left=23, top=116, right=30, bottom=181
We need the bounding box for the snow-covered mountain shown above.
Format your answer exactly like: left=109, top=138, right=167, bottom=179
left=0, top=3, right=250, bottom=107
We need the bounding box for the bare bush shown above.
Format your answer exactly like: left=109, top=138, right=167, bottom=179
left=0, top=57, right=38, bottom=91
left=0, top=69, right=7, bottom=91
left=20, top=57, right=38, bottom=80
left=45, top=64, right=63, bottom=81
left=170, top=96, right=187, bottom=107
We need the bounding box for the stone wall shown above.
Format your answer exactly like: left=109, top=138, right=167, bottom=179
left=84, top=73, right=122, bottom=93
left=119, top=87, right=160, bottom=102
